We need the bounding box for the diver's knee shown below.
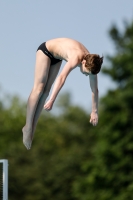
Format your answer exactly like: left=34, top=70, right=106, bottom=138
left=33, top=83, right=45, bottom=96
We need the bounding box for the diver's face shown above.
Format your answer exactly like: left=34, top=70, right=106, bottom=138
left=80, top=60, right=91, bottom=76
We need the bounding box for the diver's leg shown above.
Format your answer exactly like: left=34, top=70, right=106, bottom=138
left=32, top=61, right=62, bottom=137
left=22, top=50, right=51, bottom=149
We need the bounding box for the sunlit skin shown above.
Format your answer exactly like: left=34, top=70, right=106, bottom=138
left=22, top=38, right=99, bottom=150
left=79, top=60, right=91, bottom=76
left=79, top=61, right=98, bottom=127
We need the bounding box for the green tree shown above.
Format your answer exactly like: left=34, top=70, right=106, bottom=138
left=72, top=20, right=133, bottom=200
left=0, top=92, right=95, bottom=200
left=1, top=19, right=133, bottom=200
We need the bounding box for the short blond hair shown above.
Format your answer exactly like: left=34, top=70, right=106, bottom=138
left=84, top=54, right=103, bottom=74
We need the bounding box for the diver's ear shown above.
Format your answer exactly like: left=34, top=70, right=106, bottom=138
left=82, top=59, right=86, bottom=66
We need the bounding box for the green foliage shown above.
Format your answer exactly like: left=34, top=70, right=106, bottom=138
left=0, top=92, right=95, bottom=200
left=103, top=20, right=133, bottom=86
left=72, top=19, right=133, bottom=200
left=0, top=19, right=133, bottom=199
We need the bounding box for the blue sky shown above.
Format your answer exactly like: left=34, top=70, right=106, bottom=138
left=0, top=1, right=133, bottom=113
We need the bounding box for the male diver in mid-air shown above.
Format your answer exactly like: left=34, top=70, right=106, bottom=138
left=22, top=38, right=103, bottom=150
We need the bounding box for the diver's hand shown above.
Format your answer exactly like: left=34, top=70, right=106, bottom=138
left=44, top=99, right=54, bottom=111
left=90, top=112, right=98, bottom=126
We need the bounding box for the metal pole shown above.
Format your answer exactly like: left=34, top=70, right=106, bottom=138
left=0, top=160, right=8, bottom=200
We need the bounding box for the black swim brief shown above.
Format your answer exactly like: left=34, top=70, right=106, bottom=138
left=37, top=42, right=62, bottom=65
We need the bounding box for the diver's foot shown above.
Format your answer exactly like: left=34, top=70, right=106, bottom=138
left=22, top=126, right=33, bottom=150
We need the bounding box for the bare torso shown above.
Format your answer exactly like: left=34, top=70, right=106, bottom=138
left=46, top=38, right=89, bottom=62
